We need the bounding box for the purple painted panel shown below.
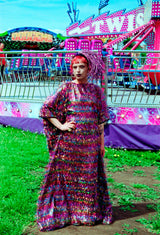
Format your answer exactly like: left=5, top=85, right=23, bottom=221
left=0, top=116, right=44, bottom=134
left=104, top=124, right=160, bottom=150
left=0, top=116, right=159, bottom=150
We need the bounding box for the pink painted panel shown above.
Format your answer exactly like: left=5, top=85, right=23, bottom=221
left=78, top=39, right=90, bottom=50
left=0, top=101, right=159, bottom=125
left=64, top=38, right=78, bottom=63
left=90, top=39, right=103, bottom=56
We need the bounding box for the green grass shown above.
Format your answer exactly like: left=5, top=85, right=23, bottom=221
left=105, top=147, right=160, bottom=235
left=0, top=126, right=49, bottom=235
left=136, top=204, right=160, bottom=234
left=0, top=126, right=160, bottom=234
left=105, top=148, right=160, bottom=169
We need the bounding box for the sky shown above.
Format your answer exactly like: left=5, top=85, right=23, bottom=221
left=0, top=0, right=147, bottom=35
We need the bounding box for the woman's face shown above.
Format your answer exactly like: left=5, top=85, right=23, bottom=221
left=72, top=62, right=88, bottom=84
left=0, top=43, right=4, bottom=49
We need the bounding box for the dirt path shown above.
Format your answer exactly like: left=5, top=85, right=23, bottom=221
left=25, top=162, right=159, bottom=235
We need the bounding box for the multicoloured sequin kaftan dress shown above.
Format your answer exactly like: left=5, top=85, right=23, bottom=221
left=37, top=81, right=112, bottom=231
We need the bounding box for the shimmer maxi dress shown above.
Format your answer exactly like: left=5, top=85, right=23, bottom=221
left=37, top=81, right=112, bottom=231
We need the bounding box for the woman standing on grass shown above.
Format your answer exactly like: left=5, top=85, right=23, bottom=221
left=37, top=51, right=113, bottom=231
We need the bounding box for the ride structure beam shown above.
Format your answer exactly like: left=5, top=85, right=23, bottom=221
left=104, top=20, right=154, bottom=49
left=131, top=26, right=154, bottom=50
left=122, top=23, right=154, bottom=50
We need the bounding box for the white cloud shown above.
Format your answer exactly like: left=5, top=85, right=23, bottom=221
left=52, top=29, right=66, bottom=35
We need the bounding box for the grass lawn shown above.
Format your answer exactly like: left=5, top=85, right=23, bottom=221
left=0, top=126, right=49, bottom=235
left=0, top=126, right=160, bottom=235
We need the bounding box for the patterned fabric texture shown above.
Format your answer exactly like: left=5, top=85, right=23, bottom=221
left=37, top=82, right=113, bottom=231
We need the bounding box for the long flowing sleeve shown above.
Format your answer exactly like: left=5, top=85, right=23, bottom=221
left=39, top=83, right=69, bottom=153
left=40, top=83, right=68, bottom=120
left=96, top=86, right=110, bottom=125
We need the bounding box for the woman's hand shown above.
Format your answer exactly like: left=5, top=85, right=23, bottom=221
left=61, top=121, right=76, bottom=132
left=48, top=118, right=75, bottom=132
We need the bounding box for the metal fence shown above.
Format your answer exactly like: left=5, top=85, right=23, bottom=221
left=0, top=50, right=160, bottom=108
left=0, top=50, right=102, bottom=103
left=106, top=50, right=160, bottom=108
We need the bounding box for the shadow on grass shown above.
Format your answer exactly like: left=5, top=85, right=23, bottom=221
left=23, top=203, right=156, bottom=235
left=113, top=202, right=156, bottom=221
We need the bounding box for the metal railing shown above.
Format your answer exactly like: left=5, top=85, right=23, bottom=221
left=0, top=50, right=160, bottom=108
left=0, top=50, right=102, bottom=102
left=106, top=50, right=160, bottom=108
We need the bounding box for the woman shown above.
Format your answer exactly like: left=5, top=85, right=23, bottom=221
left=37, top=51, right=113, bottom=231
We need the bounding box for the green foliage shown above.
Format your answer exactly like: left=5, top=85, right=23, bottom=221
left=133, top=170, right=146, bottom=176
left=136, top=206, right=160, bottom=234
left=0, top=31, right=8, bottom=37
left=0, top=126, right=160, bottom=234
left=57, top=33, right=68, bottom=40
left=114, top=223, right=138, bottom=234
left=0, top=126, right=49, bottom=235
left=105, top=148, right=160, bottom=169
left=153, top=169, right=160, bottom=181
left=105, top=147, right=160, bottom=234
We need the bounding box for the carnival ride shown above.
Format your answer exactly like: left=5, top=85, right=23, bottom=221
left=6, top=37, right=103, bottom=78
left=103, top=1, right=160, bottom=91
left=0, top=0, right=160, bottom=150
